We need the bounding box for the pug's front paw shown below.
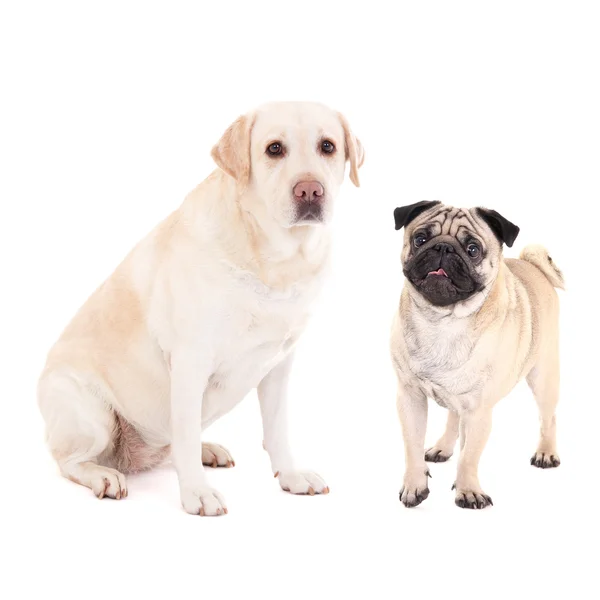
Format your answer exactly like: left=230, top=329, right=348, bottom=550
left=452, top=483, right=493, bottom=509
left=399, top=468, right=431, bottom=507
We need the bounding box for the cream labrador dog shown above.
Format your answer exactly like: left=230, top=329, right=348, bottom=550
left=38, top=101, right=364, bottom=515
left=390, top=201, right=563, bottom=509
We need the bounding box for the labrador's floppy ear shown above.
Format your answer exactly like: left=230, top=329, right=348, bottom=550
left=338, top=112, right=365, bottom=187
left=211, top=114, right=254, bottom=187
left=394, top=201, right=441, bottom=231
left=476, top=207, right=520, bottom=247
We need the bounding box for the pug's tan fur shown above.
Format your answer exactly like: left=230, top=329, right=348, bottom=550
left=390, top=203, right=564, bottom=509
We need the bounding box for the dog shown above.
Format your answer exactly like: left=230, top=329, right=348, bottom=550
left=38, top=101, right=364, bottom=515
left=390, top=201, right=564, bottom=509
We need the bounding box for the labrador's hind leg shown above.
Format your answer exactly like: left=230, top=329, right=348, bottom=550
left=38, top=372, right=128, bottom=499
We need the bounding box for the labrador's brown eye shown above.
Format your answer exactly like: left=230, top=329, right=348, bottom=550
left=321, top=140, right=335, bottom=154
left=266, top=142, right=283, bottom=156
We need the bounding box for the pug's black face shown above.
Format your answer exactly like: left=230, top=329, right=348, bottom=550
left=403, top=232, right=485, bottom=307
left=394, top=202, right=520, bottom=309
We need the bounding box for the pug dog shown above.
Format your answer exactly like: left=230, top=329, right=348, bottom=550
left=390, top=201, right=564, bottom=509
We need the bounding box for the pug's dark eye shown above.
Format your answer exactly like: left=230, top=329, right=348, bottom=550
left=321, top=140, right=335, bottom=154
left=266, top=142, right=284, bottom=157
left=467, top=242, right=480, bottom=258
left=414, top=234, right=428, bottom=248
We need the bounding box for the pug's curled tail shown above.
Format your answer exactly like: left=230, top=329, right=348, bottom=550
left=520, top=244, right=565, bottom=290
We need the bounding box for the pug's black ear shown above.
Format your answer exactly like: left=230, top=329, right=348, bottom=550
left=476, top=208, right=520, bottom=248
left=394, top=201, right=440, bottom=231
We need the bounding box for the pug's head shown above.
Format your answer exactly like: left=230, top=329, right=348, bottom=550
left=394, top=201, right=520, bottom=308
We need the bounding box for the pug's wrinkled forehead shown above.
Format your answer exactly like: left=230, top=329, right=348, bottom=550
left=394, top=201, right=520, bottom=249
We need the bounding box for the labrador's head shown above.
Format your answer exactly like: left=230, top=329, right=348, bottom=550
left=211, top=102, right=364, bottom=228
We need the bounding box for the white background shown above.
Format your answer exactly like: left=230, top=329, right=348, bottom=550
left=1, top=1, right=599, bottom=599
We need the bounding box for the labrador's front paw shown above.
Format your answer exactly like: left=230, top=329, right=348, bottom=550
left=276, top=470, right=329, bottom=495
left=180, top=486, right=228, bottom=516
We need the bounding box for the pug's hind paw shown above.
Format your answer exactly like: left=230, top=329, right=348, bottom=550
left=530, top=452, right=560, bottom=469
left=425, top=446, right=453, bottom=463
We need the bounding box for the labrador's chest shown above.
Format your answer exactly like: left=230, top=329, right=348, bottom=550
left=211, top=272, right=321, bottom=389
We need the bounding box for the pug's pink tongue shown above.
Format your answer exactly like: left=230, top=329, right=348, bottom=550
left=428, top=268, right=448, bottom=277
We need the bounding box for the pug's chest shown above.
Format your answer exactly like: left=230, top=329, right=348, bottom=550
left=420, top=375, right=484, bottom=413
left=404, top=321, right=485, bottom=411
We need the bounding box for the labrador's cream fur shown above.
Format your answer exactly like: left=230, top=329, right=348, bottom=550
left=38, top=101, right=364, bottom=515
